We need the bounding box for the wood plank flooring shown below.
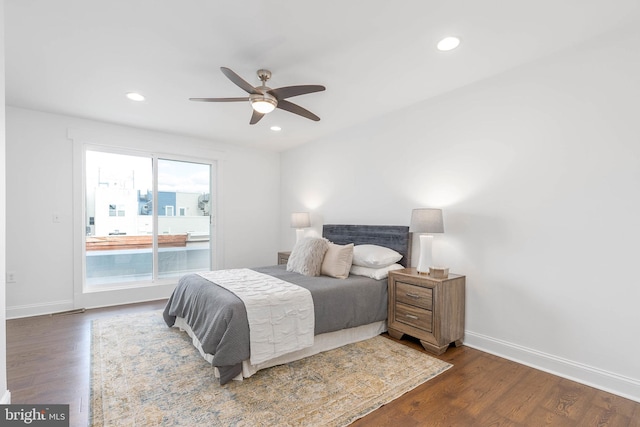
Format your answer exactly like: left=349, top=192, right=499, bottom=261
left=6, top=300, right=640, bottom=426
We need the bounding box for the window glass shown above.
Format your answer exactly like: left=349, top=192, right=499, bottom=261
left=157, top=158, right=211, bottom=279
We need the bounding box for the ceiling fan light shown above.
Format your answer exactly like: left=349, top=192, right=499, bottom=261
left=250, top=92, right=277, bottom=114
left=251, top=99, right=277, bottom=114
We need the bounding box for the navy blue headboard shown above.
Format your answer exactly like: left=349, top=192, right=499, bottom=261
left=322, top=224, right=412, bottom=267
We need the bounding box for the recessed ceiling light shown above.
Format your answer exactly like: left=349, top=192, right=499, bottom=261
left=126, top=92, right=145, bottom=101
left=270, top=126, right=282, bottom=132
left=437, top=36, right=460, bottom=52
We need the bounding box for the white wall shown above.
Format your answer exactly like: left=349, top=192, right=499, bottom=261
left=5, top=107, right=280, bottom=317
left=0, top=1, right=10, bottom=404
left=280, top=24, right=640, bottom=401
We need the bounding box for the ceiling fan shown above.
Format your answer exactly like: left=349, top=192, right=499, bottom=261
left=190, top=67, right=326, bottom=125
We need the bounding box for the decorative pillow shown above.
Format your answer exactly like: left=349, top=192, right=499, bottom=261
left=352, top=244, right=402, bottom=268
left=286, top=237, right=329, bottom=277
left=349, top=263, right=404, bottom=280
left=321, top=242, right=354, bottom=279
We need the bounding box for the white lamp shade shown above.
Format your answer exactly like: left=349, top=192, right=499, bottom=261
left=290, top=212, right=311, bottom=229
left=409, top=208, right=444, bottom=234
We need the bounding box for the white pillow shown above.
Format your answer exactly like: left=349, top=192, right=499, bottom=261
left=349, top=263, right=404, bottom=280
left=352, top=244, right=402, bottom=268
left=286, top=237, right=329, bottom=277
left=321, top=242, right=354, bottom=279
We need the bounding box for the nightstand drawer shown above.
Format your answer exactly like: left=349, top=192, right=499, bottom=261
left=396, top=281, right=433, bottom=310
left=395, top=302, right=433, bottom=332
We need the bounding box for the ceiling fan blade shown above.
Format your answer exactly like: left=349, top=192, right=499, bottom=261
left=276, top=99, right=321, bottom=121
left=189, top=97, right=249, bottom=102
left=220, top=67, right=260, bottom=95
left=268, top=85, right=326, bottom=100
left=250, top=109, right=265, bottom=125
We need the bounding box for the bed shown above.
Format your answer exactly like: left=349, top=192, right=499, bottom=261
left=163, top=224, right=411, bottom=384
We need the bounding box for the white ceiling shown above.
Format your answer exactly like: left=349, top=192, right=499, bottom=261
left=5, top=0, right=640, bottom=151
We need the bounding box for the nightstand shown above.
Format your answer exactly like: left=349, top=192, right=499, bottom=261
left=277, top=251, right=291, bottom=265
left=388, top=267, right=465, bottom=355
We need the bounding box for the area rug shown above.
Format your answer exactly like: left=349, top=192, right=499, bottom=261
left=90, top=311, right=452, bottom=426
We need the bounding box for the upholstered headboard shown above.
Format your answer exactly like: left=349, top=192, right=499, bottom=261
left=322, top=224, right=412, bottom=267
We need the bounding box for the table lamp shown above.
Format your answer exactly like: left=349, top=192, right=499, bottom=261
left=290, top=212, right=311, bottom=242
left=409, top=208, right=444, bottom=274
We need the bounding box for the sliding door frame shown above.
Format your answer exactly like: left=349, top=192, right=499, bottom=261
left=69, top=129, right=222, bottom=309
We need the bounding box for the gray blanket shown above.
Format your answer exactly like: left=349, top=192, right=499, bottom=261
left=163, top=265, right=387, bottom=384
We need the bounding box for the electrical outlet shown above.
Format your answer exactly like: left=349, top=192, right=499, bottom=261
left=6, top=271, right=17, bottom=283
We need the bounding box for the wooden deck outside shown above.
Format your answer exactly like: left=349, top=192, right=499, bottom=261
left=85, top=234, right=188, bottom=250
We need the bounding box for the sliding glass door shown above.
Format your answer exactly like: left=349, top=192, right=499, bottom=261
left=84, top=149, right=213, bottom=289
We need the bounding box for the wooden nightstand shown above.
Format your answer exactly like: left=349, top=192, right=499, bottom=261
left=388, top=267, right=465, bottom=355
left=277, top=251, right=291, bottom=265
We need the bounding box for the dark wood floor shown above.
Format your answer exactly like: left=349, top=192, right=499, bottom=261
left=6, top=300, right=640, bottom=427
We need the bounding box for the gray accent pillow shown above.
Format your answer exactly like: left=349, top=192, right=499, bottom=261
left=286, top=237, right=329, bottom=277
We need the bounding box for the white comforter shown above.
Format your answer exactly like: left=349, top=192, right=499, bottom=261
left=197, top=269, right=314, bottom=365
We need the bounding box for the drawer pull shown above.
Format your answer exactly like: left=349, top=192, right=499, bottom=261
left=406, top=293, right=422, bottom=299
left=405, top=314, right=419, bottom=320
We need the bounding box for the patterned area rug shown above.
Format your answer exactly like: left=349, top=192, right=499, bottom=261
left=90, top=311, right=452, bottom=426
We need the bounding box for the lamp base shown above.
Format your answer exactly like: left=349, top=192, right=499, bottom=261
left=416, top=234, right=433, bottom=274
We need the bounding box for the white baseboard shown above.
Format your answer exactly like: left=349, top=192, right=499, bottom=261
left=464, top=330, right=640, bottom=403
left=6, top=300, right=74, bottom=319
left=0, top=390, right=11, bottom=404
